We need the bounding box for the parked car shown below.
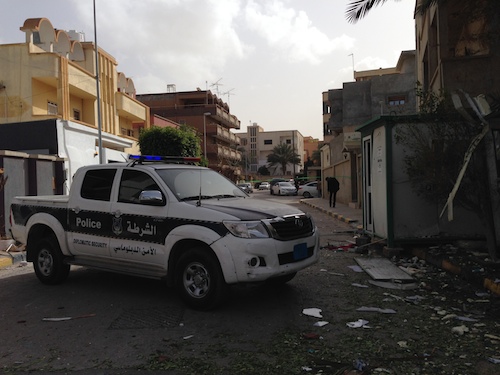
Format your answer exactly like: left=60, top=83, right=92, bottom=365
left=269, top=178, right=287, bottom=195
left=259, top=181, right=270, bottom=190
left=237, top=182, right=253, bottom=193
left=271, top=181, right=298, bottom=196
left=298, top=181, right=318, bottom=198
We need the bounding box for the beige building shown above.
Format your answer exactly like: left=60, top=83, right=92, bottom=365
left=0, top=18, right=150, bottom=183
left=237, top=123, right=304, bottom=178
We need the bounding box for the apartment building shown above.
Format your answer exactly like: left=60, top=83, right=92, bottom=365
left=0, top=17, right=150, bottom=184
left=237, top=123, right=304, bottom=178
left=321, top=50, right=417, bottom=208
left=136, top=89, right=241, bottom=180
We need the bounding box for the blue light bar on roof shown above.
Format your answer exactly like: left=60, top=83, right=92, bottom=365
left=128, top=155, right=201, bottom=163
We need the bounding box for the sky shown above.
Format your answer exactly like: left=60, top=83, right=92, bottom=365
left=2, top=0, right=416, bottom=140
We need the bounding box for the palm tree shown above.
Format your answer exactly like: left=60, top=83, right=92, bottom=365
left=267, top=143, right=301, bottom=176
left=345, top=0, right=448, bottom=23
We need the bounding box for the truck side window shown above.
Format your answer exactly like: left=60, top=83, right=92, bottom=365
left=81, top=169, right=117, bottom=201
left=118, top=169, right=162, bottom=204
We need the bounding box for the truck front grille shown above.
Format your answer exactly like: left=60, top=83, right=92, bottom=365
left=268, top=214, right=314, bottom=240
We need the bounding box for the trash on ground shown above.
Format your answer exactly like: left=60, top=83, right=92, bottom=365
left=356, top=306, right=397, bottom=314
left=346, top=319, right=370, bottom=328
left=488, top=357, right=500, bottom=364
left=183, top=335, right=194, bottom=340
left=352, top=283, right=369, bottom=288
left=348, top=265, right=364, bottom=273
left=353, top=358, right=369, bottom=371
left=451, top=325, right=469, bottom=335
left=313, top=321, right=329, bottom=327
left=369, top=279, right=419, bottom=290
left=302, top=308, right=322, bottom=318
left=42, top=313, right=96, bottom=322
left=397, top=341, right=408, bottom=348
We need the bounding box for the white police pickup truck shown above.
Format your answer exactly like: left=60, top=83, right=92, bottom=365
left=10, top=155, right=319, bottom=310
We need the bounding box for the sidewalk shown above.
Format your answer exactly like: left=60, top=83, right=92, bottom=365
left=299, top=197, right=363, bottom=229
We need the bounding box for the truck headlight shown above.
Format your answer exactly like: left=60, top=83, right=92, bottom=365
left=223, top=221, right=270, bottom=238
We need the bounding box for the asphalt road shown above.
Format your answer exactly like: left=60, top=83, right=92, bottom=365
left=4, top=192, right=497, bottom=375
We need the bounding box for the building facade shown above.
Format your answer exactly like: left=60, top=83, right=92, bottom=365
left=0, top=18, right=150, bottom=186
left=321, top=50, right=417, bottom=208
left=136, top=90, right=242, bottom=180
left=237, top=123, right=304, bottom=178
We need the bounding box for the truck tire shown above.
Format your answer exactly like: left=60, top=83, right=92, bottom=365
left=33, top=236, right=70, bottom=285
left=175, top=247, right=228, bottom=310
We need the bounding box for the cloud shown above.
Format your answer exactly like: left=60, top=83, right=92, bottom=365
left=72, top=0, right=250, bottom=91
left=244, top=0, right=354, bottom=64
left=354, top=55, right=391, bottom=71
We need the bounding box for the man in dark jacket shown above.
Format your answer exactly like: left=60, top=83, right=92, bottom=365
left=326, top=177, right=340, bottom=207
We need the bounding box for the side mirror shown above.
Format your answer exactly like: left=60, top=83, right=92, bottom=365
left=139, top=190, right=165, bottom=206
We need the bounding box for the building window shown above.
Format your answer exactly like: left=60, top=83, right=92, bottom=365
left=388, top=95, right=406, bottom=106
left=48, top=101, right=58, bottom=115
left=264, top=139, right=272, bottom=145
left=73, top=109, right=81, bottom=121
left=286, top=139, right=291, bottom=144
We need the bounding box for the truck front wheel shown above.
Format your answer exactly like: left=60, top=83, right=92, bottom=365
left=33, top=237, right=70, bottom=285
left=175, top=247, right=228, bottom=310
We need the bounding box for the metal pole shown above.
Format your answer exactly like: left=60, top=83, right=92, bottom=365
left=94, top=0, right=103, bottom=164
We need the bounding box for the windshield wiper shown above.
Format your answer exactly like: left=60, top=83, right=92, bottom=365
left=181, top=195, right=213, bottom=201
left=212, top=194, right=239, bottom=199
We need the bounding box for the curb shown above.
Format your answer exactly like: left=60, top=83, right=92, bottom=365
left=300, top=200, right=359, bottom=225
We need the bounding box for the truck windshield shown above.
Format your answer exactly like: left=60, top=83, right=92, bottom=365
left=155, top=168, right=247, bottom=201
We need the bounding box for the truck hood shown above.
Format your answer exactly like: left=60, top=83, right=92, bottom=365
left=193, top=197, right=305, bottom=221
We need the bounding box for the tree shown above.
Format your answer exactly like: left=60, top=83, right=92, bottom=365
left=138, top=125, right=201, bottom=159
left=267, top=143, right=301, bottom=176
left=258, top=165, right=271, bottom=176
left=395, top=90, right=499, bottom=260
left=345, top=0, right=496, bottom=23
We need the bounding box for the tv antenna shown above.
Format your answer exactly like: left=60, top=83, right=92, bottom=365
left=222, top=88, right=235, bottom=107
left=210, top=78, right=223, bottom=96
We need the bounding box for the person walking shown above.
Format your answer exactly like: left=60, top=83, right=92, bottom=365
left=326, top=177, right=340, bottom=207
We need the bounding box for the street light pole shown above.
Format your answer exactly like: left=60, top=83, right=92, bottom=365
left=203, top=112, right=211, bottom=160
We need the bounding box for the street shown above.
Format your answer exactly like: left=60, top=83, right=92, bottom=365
left=1, top=192, right=499, bottom=374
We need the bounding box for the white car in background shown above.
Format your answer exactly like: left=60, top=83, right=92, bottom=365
left=271, top=181, right=297, bottom=196
left=258, top=181, right=270, bottom=190
left=297, top=181, right=318, bottom=198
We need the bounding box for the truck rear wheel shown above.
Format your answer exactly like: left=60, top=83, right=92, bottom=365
left=175, top=247, right=228, bottom=310
left=33, top=236, right=70, bottom=285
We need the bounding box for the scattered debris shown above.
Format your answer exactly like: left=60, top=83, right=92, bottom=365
left=348, top=265, right=363, bottom=273
left=302, top=308, right=322, bottom=318
left=42, top=313, right=96, bottom=322
left=451, top=325, right=470, bottom=335
left=313, top=321, right=329, bottom=327
left=368, top=279, right=419, bottom=290
left=346, top=319, right=370, bottom=328
left=352, top=283, right=369, bottom=288
left=356, top=306, right=397, bottom=314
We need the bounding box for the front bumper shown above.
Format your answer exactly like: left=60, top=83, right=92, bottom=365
left=212, top=230, right=320, bottom=284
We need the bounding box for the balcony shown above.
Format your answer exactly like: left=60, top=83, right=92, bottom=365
left=216, top=145, right=242, bottom=162
left=116, top=92, right=148, bottom=121
left=214, top=125, right=241, bottom=145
